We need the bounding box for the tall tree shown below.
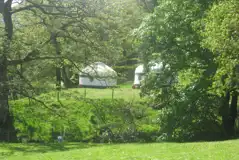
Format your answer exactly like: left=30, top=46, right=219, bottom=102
left=0, top=0, right=93, bottom=141
left=0, top=0, right=18, bottom=141
left=0, top=0, right=146, bottom=141
left=199, top=0, right=239, bottom=137
left=134, top=0, right=226, bottom=141
left=18, top=0, right=146, bottom=87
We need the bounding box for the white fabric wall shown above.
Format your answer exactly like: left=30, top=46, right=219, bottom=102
left=79, top=77, right=117, bottom=87
left=134, top=74, right=145, bottom=85
left=134, top=74, right=140, bottom=85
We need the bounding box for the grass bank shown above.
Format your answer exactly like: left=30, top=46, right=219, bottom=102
left=1, top=140, right=239, bottom=160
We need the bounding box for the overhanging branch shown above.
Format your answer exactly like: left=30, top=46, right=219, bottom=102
left=8, top=55, right=64, bottom=65
left=24, top=0, right=78, bottom=17
left=11, top=5, right=36, bottom=14
left=11, top=1, right=72, bottom=15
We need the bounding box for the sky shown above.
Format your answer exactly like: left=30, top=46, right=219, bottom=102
left=11, top=0, right=24, bottom=7
left=1, top=0, right=24, bottom=7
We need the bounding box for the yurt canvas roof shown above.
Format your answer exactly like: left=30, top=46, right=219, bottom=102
left=80, top=62, right=117, bottom=78
left=135, top=64, right=144, bottom=74
left=149, top=62, right=163, bottom=72
left=135, top=62, right=163, bottom=74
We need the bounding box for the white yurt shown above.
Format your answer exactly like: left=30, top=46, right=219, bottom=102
left=133, top=64, right=144, bottom=88
left=133, top=62, right=163, bottom=88
left=79, top=62, right=117, bottom=88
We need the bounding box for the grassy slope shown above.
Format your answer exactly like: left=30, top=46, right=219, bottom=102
left=1, top=140, right=239, bottom=160
left=47, top=83, right=140, bottom=101
left=72, top=87, right=139, bottom=100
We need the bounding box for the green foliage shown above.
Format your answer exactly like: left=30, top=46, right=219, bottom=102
left=156, top=93, right=222, bottom=142
left=7, top=0, right=146, bottom=91
left=10, top=89, right=159, bottom=143
left=3, top=0, right=238, bottom=144
left=133, top=0, right=234, bottom=141
left=198, top=0, right=239, bottom=94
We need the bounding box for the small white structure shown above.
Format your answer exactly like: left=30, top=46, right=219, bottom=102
left=132, top=62, right=163, bottom=88
left=57, top=135, right=63, bottom=143
left=79, top=62, right=117, bottom=88
left=133, top=64, right=145, bottom=88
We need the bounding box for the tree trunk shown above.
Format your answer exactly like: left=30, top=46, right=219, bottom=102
left=220, top=90, right=238, bottom=138
left=51, top=33, right=61, bottom=91
left=61, top=66, right=74, bottom=88
left=228, top=91, right=238, bottom=136
left=0, top=55, right=17, bottom=142
left=225, top=65, right=239, bottom=137
left=220, top=91, right=230, bottom=138
left=0, top=0, right=17, bottom=142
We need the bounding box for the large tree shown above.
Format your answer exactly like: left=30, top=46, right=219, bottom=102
left=0, top=0, right=146, bottom=141
left=134, top=0, right=235, bottom=141
left=136, top=0, right=239, bottom=140
left=15, top=0, right=146, bottom=89
left=199, top=0, right=239, bottom=137
left=0, top=0, right=93, bottom=141
left=0, top=0, right=19, bottom=141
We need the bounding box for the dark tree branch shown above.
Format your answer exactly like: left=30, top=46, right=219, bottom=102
left=8, top=55, right=64, bottom=65
left=0, top=0, right=4, bottom=14
left=3, top=0, right=13, bottom=40
left=12, top=0, right=71, bottom=15
left=25, top=0, right=80, bottom=17
left=8, top=52, right=85, bottom=70
left=11, top=5, right=36, bottom=14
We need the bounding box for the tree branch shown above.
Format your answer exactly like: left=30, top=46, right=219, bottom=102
left=11, top=0, right=71, bottom=15
left=11, top=5, right=36, bottom=14
left=24, top=0, right=78, bottom=17
left=8, top=55, right=64, bottom=65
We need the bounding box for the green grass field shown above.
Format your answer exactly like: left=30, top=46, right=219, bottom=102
left=33, top=81, right=141, bottom=101
left=70, top=87, right=140, bottom=100
left=1, top=140, right=239, bottom=160
left=48, top=82, right=141, bottom=101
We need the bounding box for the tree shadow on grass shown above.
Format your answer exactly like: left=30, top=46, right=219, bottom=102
left=0, top=142, right=99, bottom=157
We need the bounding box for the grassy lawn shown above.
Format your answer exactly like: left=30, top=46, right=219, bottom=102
left=73, top=87, right=140, bottom=100
left=51, top=83, right=141, bottom=101
left=1, top=140, right=239, bottom=160
left=33, top=81, right=141, bottom=101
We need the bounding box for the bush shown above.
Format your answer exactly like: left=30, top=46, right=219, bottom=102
left=155, top=95, right=223, bottom=142
left=10, top=94, right=159, bottom=143
left=136, top=124, right=159, bottom=142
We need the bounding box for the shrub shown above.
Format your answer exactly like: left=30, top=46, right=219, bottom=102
left=155, top=95, right=223, bottom=142
left=10, top=94, right=159, bottom=143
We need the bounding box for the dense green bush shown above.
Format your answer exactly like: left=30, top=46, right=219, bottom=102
left=10, top=93, right=159, bottom=143
left=139, top=66, right=224, bottom=142
left=154, top=92, right=223, bottom=142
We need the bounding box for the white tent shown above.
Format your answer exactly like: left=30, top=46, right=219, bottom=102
left=133, top=62, right=163, bottom=88
left=133, top=64, right=144, bottom=88
left=79, top=62, right=117, bottom=88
